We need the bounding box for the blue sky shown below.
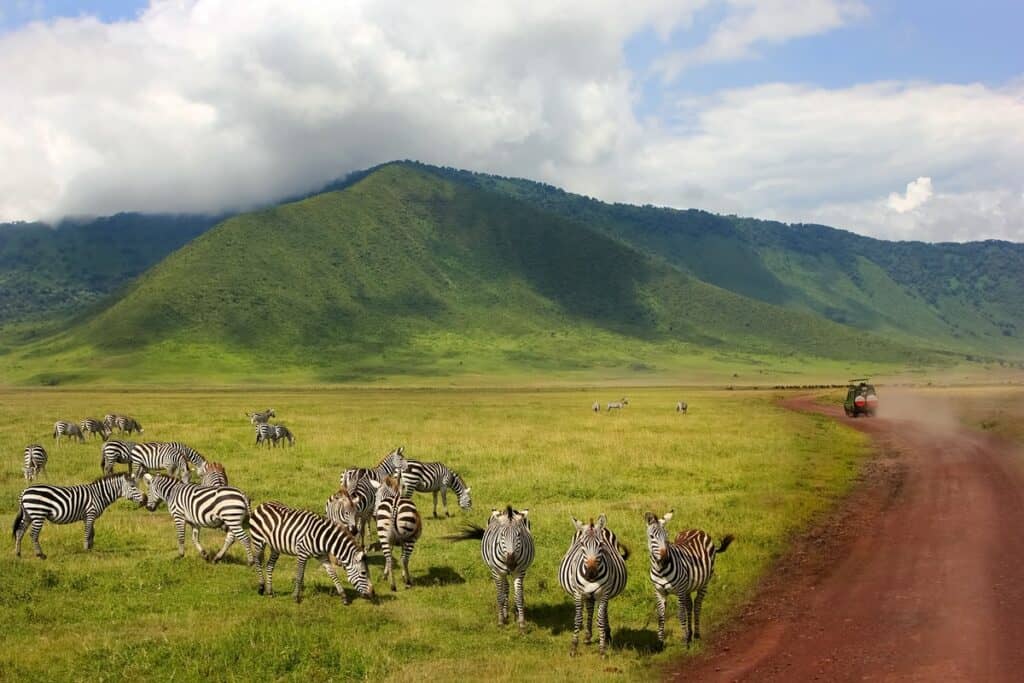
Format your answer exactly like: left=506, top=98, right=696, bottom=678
left=1, top=1, right=1021, bottom=242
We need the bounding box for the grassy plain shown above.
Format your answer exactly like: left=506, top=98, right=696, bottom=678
left=0, top=387, right=867, bottom=681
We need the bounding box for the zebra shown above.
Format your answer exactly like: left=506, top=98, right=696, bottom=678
left=368, top=475, right=423, bottom=591
left=23, top=445, right=48, bottom=481
left=13, top=473, right=147, bottom=558
left=171, top=442, right=207, bottom=475
left=592, top=402, right=601, bottom=412
left=398, top=459, right=472, bottom=518
left=254, top=423, right=275, bottom=448
left=52, top=421, right=84, bottom=443
left=676, top=401, right=688, bottom=414
left=249, top=500, right=375, bottom=603
left=247, top=408, right=276, bottom=425
left=129, top=442, right=190, bottom=482
left=101, top=439, right=136, bottom=474
left=448, top=506, right=535, bottom=630
left=272, top=424, right=295, bottom=447
left=644, top=511, right=733, bottom=645
left=325, top=484, right=374, bottom=548
left=558, top=515, right=630, bottom=656
left=114, top=415, right=144, bottom=435
left=103, top=414, right=119, bottom=430
left=606, top=398, right=629, bottom=411
left=79, top=418, right=112, bottom=441
left=198, top=461, right=228, bottom=487
left=341, top=447, right=407, bottom=492
left=143, top=473, right=255, bottom=566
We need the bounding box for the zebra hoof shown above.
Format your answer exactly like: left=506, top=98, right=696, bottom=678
left=257, top=585, right=265, bottom=595
left=36, top=553, right=46, bottom=560
left=293, top=595, right=302, bottom=604
left=569, top=647, right=579, bottom=658
left=693, top=632, right=701, bottom=640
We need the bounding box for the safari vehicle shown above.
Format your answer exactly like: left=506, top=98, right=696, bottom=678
left=844, top=379, right=878, bottom=417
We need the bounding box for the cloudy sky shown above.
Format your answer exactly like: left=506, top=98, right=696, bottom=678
left=1, top=1, right=1022, bottom=242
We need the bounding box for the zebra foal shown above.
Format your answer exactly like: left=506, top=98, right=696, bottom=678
left=23, top=445, right=48, bottom=481
left=644, top=511, right=733, bottom=645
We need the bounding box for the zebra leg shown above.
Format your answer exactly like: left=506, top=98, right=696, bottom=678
left=264, top=549, right=280, bottom=596
left=30, top=517, right=46, bottom=559
left=381, top=540, right=396, bottom=591
left=253, top=541, right=266, bottom=593
left=401, top=541, right=414, bottom=588
left=293, top=553, right=309, bottom=603
left=432, top=491, right=439, bottom=518
left=211, top=531, right=235, bottom=563
left=441, top=487, right=449, bottom=517
left=226, top=527, right=254, bottom=565
left=174, top=515, right=187, bottom=558
left=84, top=513, right=96, bottom=551
left=584, top=596, right=595, bottom=645
left=693, top=585, right=708, bottom=640
left=14, top=511, right=28, bottom=557
left=570, top=595, right=584, bottom=656
left=680, top=592, right=694, bottom=645
left=493, top=573, right=508, bottom=625
left=513, top=573, right=526, bottom=632
left=598, top=598, right=611, bottom=656
left=656, top=590, right=668, bottom=643
left=192, top=525, right=210, bottom=560
left=321, top=559, right=350, bottom=604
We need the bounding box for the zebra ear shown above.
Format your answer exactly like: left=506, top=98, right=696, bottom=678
left=520, top=509, right=529, bottom=517
left=572, top=516, right=585, bottom=531
left=143, top=473, right=153, bottom=483
left=368, top=479, right=381, bottom=490
left=397, top=446, right=404, bottom=455
left=662, top=510, right=674, bottom=524
left=596, top=514, right=607, bottom=529
left=644, top=511, right=657, bottom=525
left=464, top=487, right=471, bottom=494
left=354, top=550, right=365, bottom=563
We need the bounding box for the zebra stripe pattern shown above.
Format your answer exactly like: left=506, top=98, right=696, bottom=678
left=558, top=515, right=629, bottom=656
left=198, top=462, right=228, bottom=487
left=247, top=408, right=275, bottom=425
left=398, top=459, right=472, bottom=518
left=606, top=398, right=629, bottom=411
left=79, top=418, right=112, bottom=441
left=272, top=425, right=294, bottom=447
left=23, top=445, right=48, bottom=481
left=644, top=511, right=733, bottom=645
left=52, top=421, right=84, bottom=443
left=325, top=482, right=374, bottom=548
left=13, top=473, right=147, bottom=558
left=341, top=447, right=407, bottom=492
left=114, top=415, right=144, bottom=434
left=254, top=424, right=275, bottom=448
left=143, top=474, right=255, bottom=566
left=369, top=475, right=422, bottom=591
left=129, top=442, right=191, bottom=482
left=101, top=440, right=137, bottom=474
left=249, top=501, right=374, bottom=603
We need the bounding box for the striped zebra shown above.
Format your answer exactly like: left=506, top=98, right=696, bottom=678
left=325, top=484, right=374, bottom=548
left=101, top=440, right=136, bottom=474
left=592, top=402, right=600, bottom=412
left=143, top=473, right=255, bottom=566
left=52, top=421, right=84, bottom=443
left=198, top=462, right=228, bottom=487
left=341, top=447, right=407, bottom=492
left=249, top=501, right=375, bottom=603
left=172, top=442, right=207, bottom=474
left=644, top=511, right=733, bottom=645
left=13, top=473, right=147, bottom=558
left=398, top=459, right=472, bottom=518
left=448, top=506, right=535, bottom=630
left=558, top=515, right=630, bottom=656
left=247, top=408, right=275, bottom=425
left=129, top=442, right=190, bottom=482
left=103, top=414, right=118, bottom=430
left=254, top=424, right=275, bottom=448
left=113, top=415, right=143, bottom=435
left=368, top=475, right=422, bottom=591
left=79, top=418, right=112, bottom=441
left=23, top=445, right=48, bottom=481
left=606, top=398, right=629, bottom=411
left=272, top=424, right=295, bottom=447
left=676, top=401, right=688, bottom=414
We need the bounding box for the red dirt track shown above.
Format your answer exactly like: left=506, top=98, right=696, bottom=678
left=672, top=395, right=1024, bottom=682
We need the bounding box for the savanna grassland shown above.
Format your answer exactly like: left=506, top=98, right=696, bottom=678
left=0, top=387, right=867, bottom=681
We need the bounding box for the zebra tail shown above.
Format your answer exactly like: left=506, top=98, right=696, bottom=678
left=617, top=542, right=631, bottom=560
left=716, top=534, right=735, bottom=554
left=12, top=506, right=24, bottom=539
left=444, top=523, right=485, bottom=542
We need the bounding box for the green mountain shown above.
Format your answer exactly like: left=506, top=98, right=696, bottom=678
left=0, top=164, right=938, bottom=384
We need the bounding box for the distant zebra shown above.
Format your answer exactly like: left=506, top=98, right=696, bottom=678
left=23, top=445, right=48, bottom=481
left=79, top=418, right=111, bottom=441
left=272, top=424, right=295, bottom=447
left=644, top=511, right=733, bottom=645
left=368, top=475, right=423, bottom=591
left=676, top=401, right=688, bottom=414
left=606, top=398, right=629, bottom=411
left=250, top=501, right=375, bottom=603
left=129, top=442, right=190, bottom=482
left=341, top=447, right=407, bottom=492
left=592, top=402, right=601, bottom=412
left=114, top=415, right=143, bottom=435
left=325, top=483, right=374, bottom=548
left=247, top=408, right=276, bottom=425
left=558, top=515, right=630, bottom=656
left=398, top=459, right=472, bottom=518
left=143, top=473, right=255, bottom=565
left=103, top=414, right=118, bottom=430
left=255, top=423, right=274, bottom=448
left=101, top=440, right=136, bottom=474
left=52, top=421, right=84, bottom=443
left=13, top=473, right=147, bottom=558
left=198, top=462, right=228, bottom=487
left=448, top=506, right=535, bottom=630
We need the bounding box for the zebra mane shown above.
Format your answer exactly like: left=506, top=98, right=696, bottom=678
left=506, top=505, right=514, bottom=520
left=92, top=472, right=134, bottom=483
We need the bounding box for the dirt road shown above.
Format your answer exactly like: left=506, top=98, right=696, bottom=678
left=672, top=395, right=1024, bottom=682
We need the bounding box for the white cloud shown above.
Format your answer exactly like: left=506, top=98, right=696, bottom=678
left=886, top=177, right=933, bottom=213
left=0, top=1, right=1022, bottom=244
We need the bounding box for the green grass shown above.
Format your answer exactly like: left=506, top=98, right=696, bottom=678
left=0, top=387, right=868, bottom=680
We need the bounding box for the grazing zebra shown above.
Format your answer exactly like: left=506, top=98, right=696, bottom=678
left=13, top=473, right=147, bottom=558
left=676, top=401, right=688, bottom=414
left=254, top=423, right=274, bottom=448
left=398, top=459, right=472, bottom=518
left=558, top=515, right=630, bottom=656
left=198, top=462, right=228, bottom=487
left=114, top=415, right=144, bottom=435
left=325, top=485, right=374, bottom=548
left=592, top=402, right=601, bottom=412
left=272, top=424, right=295, bottom=447
left=448, top=506, right=535, bottom=630
left=606, top=398, right=629, bottom=411
left=644, top=511, right=733, bottom=645
left=129, top=442, right=190, bottom=482
left=52, top=421, right=84, bottom=443
left=172, top=442, right=207, bottom=474
left=103, top=414, right=118, bottom=430
left=101, top=440, right=137, bottom=474
left=368, top=475, right=423, bottom=591
left=341, top=447, right=407, bottom=492
left=247, top=408, right=275, bottom=425
left=23, top=445, right=48, bottom=481
left=249, top=501, right=375, bottom=603
left=79, top=418, right=112, bottom=441
left=143, top=473, right=255, bottom=566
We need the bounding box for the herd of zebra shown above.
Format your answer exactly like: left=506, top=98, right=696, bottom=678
left=248, top=408, right=296, bottom=448
left=14, top=406, right=731, bottom=656
left=592, top=398, right=689, bottom=414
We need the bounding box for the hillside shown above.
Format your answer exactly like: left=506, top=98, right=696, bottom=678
left=0, top=164, right=933, bottom=384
